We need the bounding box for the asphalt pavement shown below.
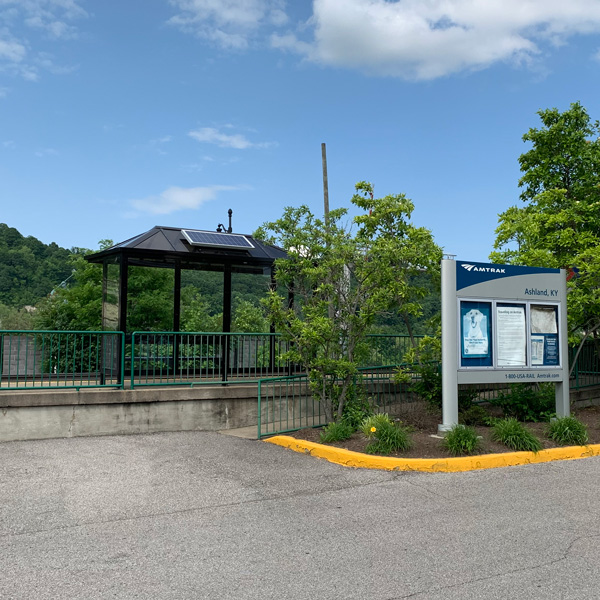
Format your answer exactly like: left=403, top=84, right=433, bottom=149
left=1, top=431, right=600, bottom=599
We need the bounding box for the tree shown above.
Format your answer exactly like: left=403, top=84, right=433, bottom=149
left=35, top=248, right=104, bottom=331
left=0, top=223, right=73, bottom=307
left=491, top=102, right=600, bottom=361
left=257, top=182, right=442, bottom=423
left=0, top=303, right=35, bottom=329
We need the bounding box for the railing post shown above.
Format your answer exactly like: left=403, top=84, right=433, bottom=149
left=257, top=379, right=262, bottom=439
left=220, top=334, right=230, bottom=384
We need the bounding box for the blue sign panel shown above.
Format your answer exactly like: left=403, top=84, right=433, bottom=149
left=456, top=261, right=559, bottom=291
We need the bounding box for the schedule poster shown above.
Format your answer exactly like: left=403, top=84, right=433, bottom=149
left=496, top=305, right=527, bottom=367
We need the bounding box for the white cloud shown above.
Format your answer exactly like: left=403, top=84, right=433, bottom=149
left=20, top=0, right=87, bottom=39
left=130, top=185, right=240, bottom=215
left=189, top=127, right=275, bottom=149
left=0, top=0, right=86, bottom=80
left=0, top=37, right=26, bottom=62
left=272, top=0, right=600, bottom=80
left=167, top=0, right=288, bottom=49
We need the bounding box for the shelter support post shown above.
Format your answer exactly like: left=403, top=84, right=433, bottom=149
left=173, top=262, right=182, bottom=375
left=221, top=264, right=232, bottom=383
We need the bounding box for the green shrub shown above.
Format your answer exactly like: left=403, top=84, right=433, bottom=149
left=407, top=363, right=478, bottom=412
left=546, top=416, right=589, bottom=446
left=489, top=384, right=555, bottom=422
left=459, top=405, right=489, bottom=426
left=408, top=363, right=442, bottom=408
left=492, top=418, right=543, bottom=452
left=442, top=424, right=482, bottom=456
left=341, top=388, right=374, bottom=430
left=320, top=421, right=354, bottom=443
left=361, top=414, right=412, bottom=455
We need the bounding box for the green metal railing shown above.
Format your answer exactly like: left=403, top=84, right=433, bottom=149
left=570, top=340, right=600, bottom=390
left=0, top=330, right=124, bottom=390
left=363, top=334, right=425, bottom=367
left=257, top=364, right=424, bottom=439
left=2, top=327, right=598, bottom=395
left=130, top=331, right=302, bottom=388
left=129, top=332, right=418, bottom=388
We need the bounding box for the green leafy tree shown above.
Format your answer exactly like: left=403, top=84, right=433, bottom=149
left=257, top=182, right=442, bottom=422
left=491, top=102, right=600, bottom=365
left=35, top=250, right=104, bottom=331
left=0, top=303, right=35, bottom=329
left=35, top=242, right=176, bottom=332
left=181, top=288, right=222, bottom=332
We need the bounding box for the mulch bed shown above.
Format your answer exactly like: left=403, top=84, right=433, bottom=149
left=283, top=403, right=600, bottom=459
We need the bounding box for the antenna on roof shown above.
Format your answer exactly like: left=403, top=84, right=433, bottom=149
left=216, top=209, right=233, bottom=233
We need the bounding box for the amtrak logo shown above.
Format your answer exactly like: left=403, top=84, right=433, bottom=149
left=461, top=264, right=505, bottom=274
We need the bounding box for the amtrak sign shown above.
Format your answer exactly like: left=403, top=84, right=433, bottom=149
left=440, top=259, right=569, bottom=432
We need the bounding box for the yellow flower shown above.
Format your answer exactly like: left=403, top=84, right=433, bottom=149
left=370, top=426, right=377, bottom=433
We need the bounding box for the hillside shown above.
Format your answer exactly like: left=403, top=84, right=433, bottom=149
left=0, top=224, right=73, bottom=307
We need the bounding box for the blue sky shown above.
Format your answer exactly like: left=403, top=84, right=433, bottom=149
left=1, top=0, right=600, bottom=262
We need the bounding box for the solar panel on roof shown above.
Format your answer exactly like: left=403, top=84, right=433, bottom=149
left=182, top=230, right=254, bottom=250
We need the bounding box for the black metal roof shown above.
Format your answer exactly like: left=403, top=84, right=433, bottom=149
left=86, top=225, right=286, bottom=269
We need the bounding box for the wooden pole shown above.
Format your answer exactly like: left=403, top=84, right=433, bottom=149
left=322, top=143, right=334, bottom=320
left=321, top=143, right=329, bottom=222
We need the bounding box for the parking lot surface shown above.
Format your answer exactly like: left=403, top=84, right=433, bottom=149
left=1, top=431, right=599, bottom=599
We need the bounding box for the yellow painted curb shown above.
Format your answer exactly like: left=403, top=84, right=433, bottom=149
left=264, top=436, right=600, bottom=473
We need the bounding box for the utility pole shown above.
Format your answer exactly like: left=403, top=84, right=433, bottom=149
left=322, top=143, right=334, bottom=320
left=321, top=143, right=329, bottom=223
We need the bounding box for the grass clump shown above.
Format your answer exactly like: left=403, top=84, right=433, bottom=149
left=361, top=413, right=412, bottom=455
left=492, top=418, right=543, bottom=452
left=361, top=413, right=394, bottom=436
left=546, top=416, right=589, bottom=446
left=320, top=421, right=354, bottom=443
left=441, top=424, right=482, bottom=456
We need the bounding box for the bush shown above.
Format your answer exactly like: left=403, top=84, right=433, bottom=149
left=341, top=386, right=374, bottom=430
left=320, top=421, right=354, bottom=443
left=406, top=363, right=478, bottom=412
left=459, top=404, right=489, bottom=426
left=492, top=418, right=543, bottom=452
left=361, top=414, right=412, bottom=455
left=546, top=416, right=589, bottom=446
left=489, top=384, right=555, bottom=422
left=442, top=424, right=482, bottom=456
left=408, top=363, right=442, bottom=408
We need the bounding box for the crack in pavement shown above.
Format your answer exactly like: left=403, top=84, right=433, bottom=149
left=0, top=474, right=410, bottom=540
left=386, top=533, right=600, bottom=599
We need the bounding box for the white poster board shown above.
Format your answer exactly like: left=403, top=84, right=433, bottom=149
left=496, top=305, right=526, bottom=367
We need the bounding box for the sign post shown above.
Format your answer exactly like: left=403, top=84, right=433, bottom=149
left=440, top=258, right=569, bottom=432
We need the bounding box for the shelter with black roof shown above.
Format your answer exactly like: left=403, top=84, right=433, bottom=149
left=85, top=220, right=287, bottom=336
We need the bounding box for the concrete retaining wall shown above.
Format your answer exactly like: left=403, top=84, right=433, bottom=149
left=1, top=382, right=599, bottom=443
left=0, top=386, right=259, bottom=443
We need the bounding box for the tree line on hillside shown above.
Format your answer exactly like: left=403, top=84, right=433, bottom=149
left=0, top=225, right=439, bottom=335
left=0, top=223, right=73, bottom=308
